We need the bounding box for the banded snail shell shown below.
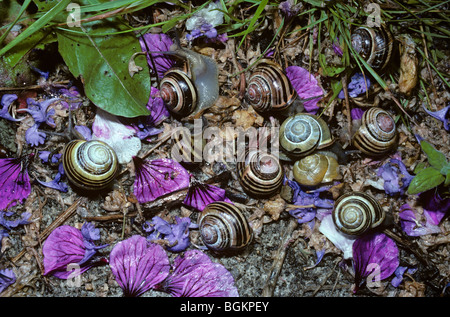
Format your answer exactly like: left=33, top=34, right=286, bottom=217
left=160, top=69, right=198, bottom=117
left=352, top=107, right=397, bottom=156
left=332, top=191, right=385, bottom=236
left=236, top=150, right=284, bottom=197
left=293, top=152, right=341, bottom=186
left=198, top=202, right=252, bottom=253
left=279, top=113, right=333, bottom=158
left=351, top=25, right=394, bottom=71
left=63, top=140, right=119, bottom=191
left=246, top=59, right=297, bottom=113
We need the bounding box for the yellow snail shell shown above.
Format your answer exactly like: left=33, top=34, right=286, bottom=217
left=293, top=152, right=341, bottom=186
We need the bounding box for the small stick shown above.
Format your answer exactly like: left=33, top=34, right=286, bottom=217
left=341, top=74, right=353, bottom=142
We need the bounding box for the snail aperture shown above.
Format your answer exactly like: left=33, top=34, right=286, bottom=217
left=352, top=107, right=397, bottom=156
left=63, top=140, right=119, bottom=191
left=332, top=191, right=385, bottom=236
left=198, top=202, right=252, bottom=253
left=237, top=150, right=284, bottom=197
left=246, top=59, right=297, bottom=113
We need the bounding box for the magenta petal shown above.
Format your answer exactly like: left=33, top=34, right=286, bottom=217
left=352, top=232, right=399, bottom=292
left=285, top=66, right=324, bottom=114
left=132, top=157, right=190, bottom=204
left=0, top=158, right=31, bottom=210
left=109, top=235, right=170, bottom=297
left=139, top=33, right=176, bottom=79
left=183, top=181, right=232, bottom=211
left=165, top=250, right=239, bottom=297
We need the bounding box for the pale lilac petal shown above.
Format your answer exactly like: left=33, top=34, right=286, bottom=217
left=139, top=33, right=176, bottom=79
left=132, top=157, right=190, bottom=204
left=285, top=66, right=324, bottom=114
left=399, top=204, right=442, bottom=236
left=25, top=124, right=46, bottom=146
left=143, top=216, right=194, bottom=252
left=164, top=249, right=239, bottom=297
left=0, top=269, right=16, bottom=293
left=183, top=180, right=232, bottom=211
left=109, top=235, right=170, bottom=297
left=352, top=232, right=399, bottom=292
left=319, top=214, right=355, bottom=259
left=0, top=157, right=31, bottom=210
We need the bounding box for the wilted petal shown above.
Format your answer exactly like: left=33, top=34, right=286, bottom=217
left=422, top=104, right=449, bottom=131
left=0, top=157, right=31, bottom=210
left=0, top=269, right=16, bottom=293
left=109, top=235, right=170, bottom=297
left=0, top=211, right=31, bottom=230
left=352, top=232, right=399, bottom=292
left=338, top=73, right=371, bottom=99
left=139, top=33, right=176, bottom=79
left=419, top=190, right=450, bottom=225
left=0, top=94, right=22, bottom=122
left=132, top=157, right=190, bottom=204
left=25, top=124, right=46, bottom=147
left=285, top=66, right=324, bottom=114
left=319, top=214, right=355, bottom=259
left=399, top=204, right=441, bottom=236
left=164, top=249, right=239, bottom=297
left=144, top=216, right=194, bottom=252
left=183, top=180, right=232, bottom=211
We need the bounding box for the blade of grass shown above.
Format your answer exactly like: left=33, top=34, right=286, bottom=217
left=236, top=0, right=268, bottom=52
left=0, top=0, right=33, bottom=46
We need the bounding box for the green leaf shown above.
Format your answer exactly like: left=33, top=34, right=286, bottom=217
left=407, top=167, right=445, bottom=195
left=420, top=140, right=448, bottom=171
left=56, top=19, right=150, bottom=118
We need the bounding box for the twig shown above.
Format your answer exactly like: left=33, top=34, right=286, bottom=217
left=261, top=218, right=298, bottom=297
left=341, top=74, right=353, bottom=142
left=0, top=81, right=70, bottom=91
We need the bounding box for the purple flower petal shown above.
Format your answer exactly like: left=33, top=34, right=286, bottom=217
left=183, top=179, right=232, bottom=211
left=132, top=157, right=190, bottom=204
left=0, top=211, right=31, bottom=230
left=0, top=94, right=22, bottom=122
left=109, top=235, right=170, bottom=297
left=139, top=33, right=176, bottom=79
left=24, top=97, right=58, bottom=127
left=377, top=159, right=414, bottom=196
left=0, top=157, right=32, bottom=210
left=36, top=170, right=68, bottom=192
left=338, top=73, right=371, bottom=99
left=351, top=108, right=365, bottom=120
left=285, top=66, right=324, bottom=114
left=419, top=190, right=450, bottom=225
left=0, top=268, right=16, bottom=293
left=163, top=249, right=239, bottom=297
left=59, top=87, right=82, bottom=110
left=423, top=104, right=449, bottom=131
left=399, top=204, right=442, bottom=236
left=352, top=232, right=399, bottom=292
left=143, top=216, right=194, bottom=252
left=25, top=124, right=46, bottom=147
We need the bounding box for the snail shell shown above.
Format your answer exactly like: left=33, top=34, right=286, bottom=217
left=352, top=107, right=397, bottom=156
left=198, top=202, right=252, bottom=253
left=279, top=113, right=333, bottom=158
left=236, top=150, right=284, bottom=197
left=246, top=59, right=297, bottom=113
left=63, top=140, right=119, bottom=191
left=160, top=69, right=198, bottom=116
left=351, top=25, right=394, bottom=71
left=293, top=152, right=341, bottom=186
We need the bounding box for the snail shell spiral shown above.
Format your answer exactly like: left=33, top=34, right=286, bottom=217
left=279, top=113, right=333, bottom=158
left=352, top=107, right=397, bottom=156
left=332, top=191, right=385, bottom=236
left=236, top=150, right=284, bottom=197
left=160, top=69, right=198, bottom=117
left=198, top=202, right=252, bottom=253
left=351, top=25, right=394, bottom=71
left=293, top=152, right=341, bottom=186
left=63, top=140, right=119, bottom=191
left=246, top=59, right=297, bottom=113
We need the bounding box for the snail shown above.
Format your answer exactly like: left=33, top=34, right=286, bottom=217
left=198, top=201, right=252, bottom=253
left=352, top=107, right=397, bottom=156
left=332, top=191, right=386, bottom=236
left=245, top=59, right=297, bottom=113
left=152, top=43, right=219, bottom=117
left=351, top=25, right=394, bottom=71
left=279, top=113, right=333, bottom=158
left=62, top=139, right=119, bottom=191
left=236, top=149, right=284, bottom=197
left=293, top=152, right=341, bottom=186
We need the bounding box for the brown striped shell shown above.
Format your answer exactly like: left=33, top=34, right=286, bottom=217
left=351, top=25, right=394, bottom=71
left=160, top=69, right=198, bottom=116
left=236, top=150, right=284, bottom=197
left=332, top=191, right=385, bottom=236
left=63, top=140, right=119, bottom=191
left=279, top=113, right=333, bottom=158
left=245, top=59, right=297, bottom=113
left=352, top=107, right=397, bottom=156
left=198, top=202, right=252, bottom=253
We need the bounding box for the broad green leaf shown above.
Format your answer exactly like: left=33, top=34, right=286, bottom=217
left=407, top=167, right=445, bottom=195
left=420, top=140, right=448, bottom=170
left=56, top=19, right=150, bottom=118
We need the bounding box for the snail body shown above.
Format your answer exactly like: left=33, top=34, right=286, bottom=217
left=279, top=113, right=333, bottom=158
left=198, top=202, right=252, bottom=253
left=159, top=44, right=219, bottom=116
left=246, top=59, right=297, bottom=113
left=352, top=107, right=397, bottom=156
left=236, top=150, right=284, bottom=197
left=293, top=152, right=341, bottom=186
left=351, top=25, right=394, bottom=71
left=62, top=140, right=119, bottom=191
left=332, top=191, right=385, bottom=236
